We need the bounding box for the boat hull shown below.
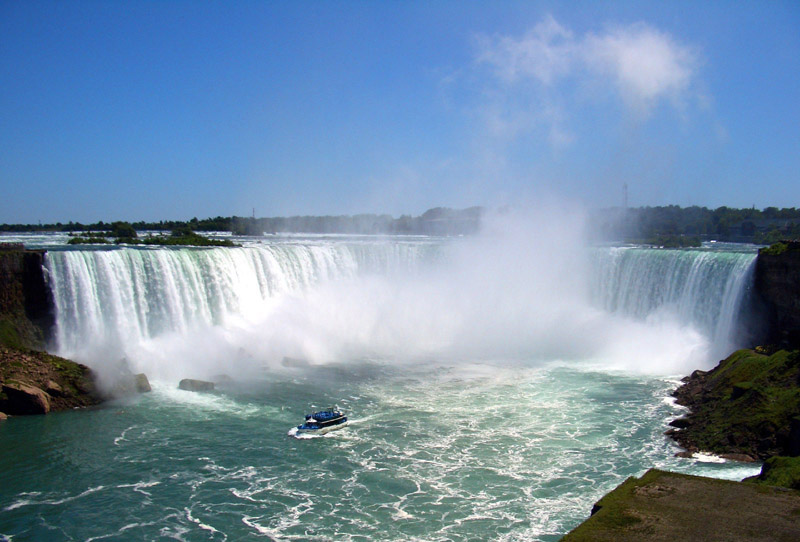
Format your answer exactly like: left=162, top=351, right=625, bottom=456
left=295, top=420, right=349, bottom=436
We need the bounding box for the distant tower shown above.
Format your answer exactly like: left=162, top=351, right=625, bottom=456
left=623, top=183, right=628, bottom=209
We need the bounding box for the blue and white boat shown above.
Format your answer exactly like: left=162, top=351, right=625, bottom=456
left=294, top=406, right=348, bottom=435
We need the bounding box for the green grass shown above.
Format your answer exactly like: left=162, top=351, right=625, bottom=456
left=760, top=241, right=787, bottom=255
left=562, top=470, right=798, bottom=541
left=0, top=318, right=23, bottom=349
left=678, top=349, right=800, bottom=457
left=67, top=236, right=110, bottom=245
left=142, top=234, right=239, bottom=247
left=62, top=232, right=239, bottom=247
left=753, top=457, right=800, bottom=490
left=0, top=316, right=39, bottom=350
left=562, top=476, right=643, bottom=540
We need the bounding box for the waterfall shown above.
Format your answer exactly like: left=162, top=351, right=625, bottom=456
left=45, top=242, right=436, bottom=361
left=43, top=240, right=757, bottom=378
left=590, top=247, right=757, bottom=357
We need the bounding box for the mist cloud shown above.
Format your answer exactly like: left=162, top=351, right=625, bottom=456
left=474, top=17, right=701, bottom=144
left=583, top=23, right=697, bottom=113
left=477, top=16, right=575, bottom=86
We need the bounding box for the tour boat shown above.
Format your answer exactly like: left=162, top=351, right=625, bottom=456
left=294, top=406, right=348, bottom=435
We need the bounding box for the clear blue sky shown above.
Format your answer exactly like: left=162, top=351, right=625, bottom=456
left=1, top=0, right=798, bottom=223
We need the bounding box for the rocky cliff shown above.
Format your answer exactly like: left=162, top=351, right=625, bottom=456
left=0, top=244, right=54, bottom=349
left=668, top=348, right=800, bottom=461
left=755, top=240, right=800, bottom=346
left=0, top=244, right=102, bottom=416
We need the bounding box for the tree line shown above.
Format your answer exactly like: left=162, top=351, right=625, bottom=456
left=3, top=205, right=799, bottom=243
left=0, top=207, right=483, bottom=237
left=591, top=205, right=800, bottom=244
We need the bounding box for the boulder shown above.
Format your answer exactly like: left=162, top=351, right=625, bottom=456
left=45, top=379, right=63, bottom=396
left=720, top=453, right=757, bottom=463
left=0, top=412, right=7, bottom=420
left=669, top=417, right=692, bottom=429
left=109, top=373, right=152, bottom=397
left=178, top=379, right=214, bottom=392
left=134, top=373, right=151, bottom=393
left=1, top=382, right=50, bottom=414
left=281, top=356, right=310, bottom=368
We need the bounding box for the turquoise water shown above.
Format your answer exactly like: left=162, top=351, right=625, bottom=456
left=0, top=363, right=759, bottom=541
left=0, top=233, right=763, bottom=540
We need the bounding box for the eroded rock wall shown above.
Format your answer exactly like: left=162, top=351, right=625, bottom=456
left=0, top=245, right=53, bottom=348
left=755, top=241, right=800, bottom=346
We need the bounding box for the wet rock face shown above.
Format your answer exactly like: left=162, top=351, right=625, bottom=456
left=134, top=373, right=151, bottom=393
left=109, top=373, right=152, bottom=397
left=755, top=241, right=800, bottom=347
left=178, top=379, right=214, bottom=392
left=0, top=248, right=54, bottom=348
left=668, top=417, right=691, bottom=429
left=21, top=251, right=54, bottom=339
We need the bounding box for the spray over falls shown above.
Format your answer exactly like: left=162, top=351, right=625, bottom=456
left=44, top=235, right=756, bottom=385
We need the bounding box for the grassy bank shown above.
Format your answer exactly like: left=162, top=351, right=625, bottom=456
left=561, top=469, right=800, bottom=541
left=669, top=348, right=800, bottom=460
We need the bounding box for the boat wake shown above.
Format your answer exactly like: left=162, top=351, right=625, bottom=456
left=286, top=427, right=339, bottom=439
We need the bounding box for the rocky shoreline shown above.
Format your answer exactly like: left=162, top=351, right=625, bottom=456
left=666, top=347, right=800, bottom=462
left=0, top=346, right=102, bottom=415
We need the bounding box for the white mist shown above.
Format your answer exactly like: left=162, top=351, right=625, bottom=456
left=45, top=206, right=756, bottom=386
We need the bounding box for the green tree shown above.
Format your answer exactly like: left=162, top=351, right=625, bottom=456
left=111, top=221, right=137, bottom=240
